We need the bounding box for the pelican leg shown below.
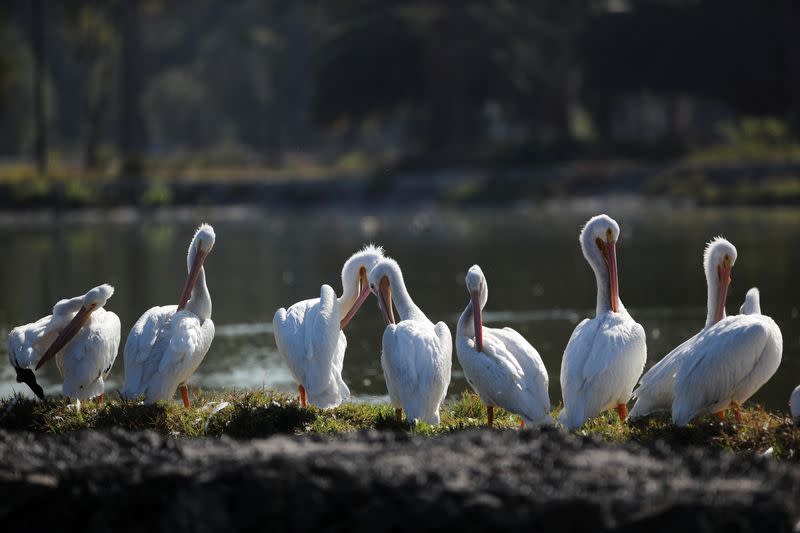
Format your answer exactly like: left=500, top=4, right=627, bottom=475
left=179, top=383, right=191, bottom=409
left=395, top=408, right=403, bottom=422
left=615, top=403, right=627, bottom=422
left=715, top=410, right=726, bottom=422
left=519, top=418, right=525, bottom=429
left=97, top=393, right=104, bottom=405
left=487, top=405, right=494, bottom=428
left=298, top=385, right=307, bottom=407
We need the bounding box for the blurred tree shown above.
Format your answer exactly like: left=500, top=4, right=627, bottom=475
left=62, top=0, right=119, bottom=170
left=31, top=0, right=47, bottom=176
left=118, top=0, right=145, bottom=179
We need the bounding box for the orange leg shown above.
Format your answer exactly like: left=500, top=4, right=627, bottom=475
left=519, top=418, right=525, bottom=429
left=715, top=410, right=726, bottom=422
left=97, top=393, right=104, bottom=405
left=487, top=405, right=494, bottom=428
left=395, top=408, right=403, bottom=422
left=179, top=383, right=190, bottom=409
left=615, top=403, right=628, bottom=422
left=298, top=385, right=307, bottom=407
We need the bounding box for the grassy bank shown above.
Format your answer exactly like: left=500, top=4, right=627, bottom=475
left=1, top=389, right=798, bottom=459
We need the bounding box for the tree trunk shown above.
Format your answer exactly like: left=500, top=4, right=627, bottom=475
left=118, top=0, right=145, bottom=179
left=31, top=0, right=46, bottom=176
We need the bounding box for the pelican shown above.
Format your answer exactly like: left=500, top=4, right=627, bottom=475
left=8, top=284, right=120, bottom=401
left=671, top=285, right=782, bottom=426
left=121, top=224, right=216, bottom=407
left=558, top=214, right=647, bottom=430
left=273, top=244, right=384, bottom=408
left=369, top=257, right=452, bottom=425
left=629, top=238, right=737, bottom=419
left=456, top=265, right=551, bottom=427
left=791, top=385, right=800, bottom=420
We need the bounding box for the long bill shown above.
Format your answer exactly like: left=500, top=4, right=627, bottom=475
left=376, top=276, right=395, bottom=326
left=471, top=289, right=483, bottom=352
left=715, top=261, right=732, bottom=323
left=340, top=269, right=370, bottom=330
left=604, top=238, right=619, bottom=313
left=177, top=247, right=208, bottom=311
left=35, top=306, right=92, bottom=370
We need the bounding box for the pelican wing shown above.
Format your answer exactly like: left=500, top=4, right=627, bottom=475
left=59, top=309, right=121, bottom=399
left=673, top=316, right=772, bottom=424
left=121, top=305, right=177, bottom=399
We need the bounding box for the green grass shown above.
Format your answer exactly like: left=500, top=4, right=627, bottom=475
left=0, top=389, right=798, bottom=459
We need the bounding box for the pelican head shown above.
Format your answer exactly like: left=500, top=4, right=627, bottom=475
left=35, top=284, right=114, bottom=371
left=339, top=244, right=385, bottom=330
left=368, top=257, right=402, bottom=326
left=704, top=237, right=737, bottom=324
left=178, top=223, right=216, bottom=310
left=465, top=265, right=488, bottom=352
left=740, top=287, right=760, bottom=315
left=580, top=214, right=621, bottom=313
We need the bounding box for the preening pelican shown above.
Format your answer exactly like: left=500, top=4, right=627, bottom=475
left=559, top=214, right=646, bottom=430
left=8, top=284, right=120, bottom=401
left=273, top=244, right=384, bottom=408
left=672, top=287, right=782, bottom=426
left=122, top=224, right=216, bottom=407
left=456, top=265, right=550, bottom=427
left=791, top=385, right=800, bottom=420
left=629, top=238, right=736, bottom=419
left=369, top=257, right=452, bottom=425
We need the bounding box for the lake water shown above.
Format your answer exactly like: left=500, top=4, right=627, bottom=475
left=0, top=201, right=798, bottom=413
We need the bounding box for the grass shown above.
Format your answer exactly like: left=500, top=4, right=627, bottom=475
left=0, top=389, right=797, bottom=460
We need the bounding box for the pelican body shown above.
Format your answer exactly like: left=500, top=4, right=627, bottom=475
left=672, top=287, right=783, bottom=426
left=8, top=284, right=120, bottom=400
left=122, top=224, right=216, bottom=407
left=273, top=245, right=384, bottom=408
left=559, top=214, right=647, bottom=430
left=370, top=257, right=452, bottom=425
left=630, top=238, right=737, bottom=419
left=456, top=265, right=551, bottom=427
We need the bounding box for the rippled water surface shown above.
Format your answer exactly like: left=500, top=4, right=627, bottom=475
left=1, top=203, right=798, bottom=412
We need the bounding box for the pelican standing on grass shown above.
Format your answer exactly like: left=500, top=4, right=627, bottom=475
left=8, top=284, right=120, bottom=401
left=456, top=265, right=551, bottom=427
left=273, top=244, right=384, bottom=408
left=629, top=238, right=737, bottom=419
left=122, top=224, right=216, bottom=407
left=369, top=257, right=452, bottom=425
left=671, top=286, right=782, bottom=426
left=559, top=214, right=647, bottom=430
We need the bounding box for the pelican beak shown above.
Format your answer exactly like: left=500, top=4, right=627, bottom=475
left=600, top=235, right=619, bottom=313
left=178, top=247, right=209, bottom=311
left=340, top=267, right=371, bottom=330
left=376, top=276, right=395, bottom=326
left=715, top=258, right=732, bottom=323
left=471, top=289, right=483, bottom=352
left=14, top=366, right=45, bottom=399
left=35, top=305, right=93, bottom=370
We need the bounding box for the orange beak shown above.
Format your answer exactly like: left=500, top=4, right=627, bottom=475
left=715, top=260, right=732, bottom=323
left=340, top=268, right=370, bottom=330
left=35, top=305, right=93, bottom=370
left=375, top=276, right=395, bottom=326
left=471, top=289, right=483, bottom=352
left=177, top=247, right=209, bottom=311
left=600, top=237, right=619, bottom=313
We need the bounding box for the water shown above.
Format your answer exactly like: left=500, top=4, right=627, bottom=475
left=0, top=202, right=798, bottom=413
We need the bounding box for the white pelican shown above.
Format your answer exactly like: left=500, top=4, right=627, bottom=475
left=558, top=214, right=647, bottom=430
left=8, top=284, right=120, bottom=401
left=671, top=285, right=782, bottom=426
left=273, top=244, right=385, bottom=408
left=791, top=385, right=800, bottom=420
left=121, top=224, right=216, bottom=407
left=456, top=265, right=551, bottom=427
left=369, top=257, right=452, bottom=425
left=629, top=238, right=737, bottom=419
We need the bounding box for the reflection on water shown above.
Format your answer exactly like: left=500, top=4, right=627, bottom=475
left=0, top=204, right=798, bottom=412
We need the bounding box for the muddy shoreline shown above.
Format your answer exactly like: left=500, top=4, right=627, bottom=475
left=2, top=427, right=798, bottom=532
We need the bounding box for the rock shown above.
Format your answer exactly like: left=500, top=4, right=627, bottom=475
left=0, top=428, right=798, bottom=532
